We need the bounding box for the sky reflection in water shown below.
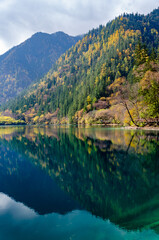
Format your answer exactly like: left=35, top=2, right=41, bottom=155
left=0, top=193, right=158, bottom=240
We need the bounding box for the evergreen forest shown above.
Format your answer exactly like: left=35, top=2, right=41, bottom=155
left=1, top=8, right=159, bottom=126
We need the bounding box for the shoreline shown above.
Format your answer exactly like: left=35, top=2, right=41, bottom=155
left=0, top=123, right=159, bottom=131
left=123, top=126, right=159, bottom=131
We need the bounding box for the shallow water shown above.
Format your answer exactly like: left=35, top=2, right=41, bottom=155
left=0, top=126, right=159, bottom=239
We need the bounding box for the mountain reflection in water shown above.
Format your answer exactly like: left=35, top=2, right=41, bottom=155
left=0, top=126, right=159, bottom=239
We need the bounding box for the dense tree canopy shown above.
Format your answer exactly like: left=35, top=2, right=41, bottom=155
left=2, top=8, right=159, bottom=125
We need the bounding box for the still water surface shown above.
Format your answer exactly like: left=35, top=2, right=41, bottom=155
left=0, top=126, right=159, bottom=239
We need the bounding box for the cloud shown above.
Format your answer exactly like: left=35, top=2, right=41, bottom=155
left=0, top=0, right=158, bottom=54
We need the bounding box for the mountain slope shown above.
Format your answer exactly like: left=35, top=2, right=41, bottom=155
left=5, top=8, right=159, bottom=124
left=0, top=31, right=81, bottom=103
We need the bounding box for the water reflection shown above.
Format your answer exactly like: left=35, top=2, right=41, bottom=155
left=0, top=193, right=158, bottom=240
left=0, top=128, right=80, bottom=215
left=0, top=126, right=159, bottom=238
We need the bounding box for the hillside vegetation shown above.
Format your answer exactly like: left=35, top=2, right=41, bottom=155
left=0, top=31, right=81, bottom=103
left=3, top=8, right=159, bottom=126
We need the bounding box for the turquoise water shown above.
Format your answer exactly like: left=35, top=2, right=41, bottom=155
left=0, top=126, right=159, bottom=239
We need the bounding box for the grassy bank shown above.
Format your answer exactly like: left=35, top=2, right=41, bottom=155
left=0, top=115, right=25, bottom=125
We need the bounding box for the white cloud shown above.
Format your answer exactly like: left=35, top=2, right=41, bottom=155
left=0, top=0, right=158, bottom=54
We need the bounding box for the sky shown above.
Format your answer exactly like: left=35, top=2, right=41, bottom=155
left=0, top=0, right=158, bottom=55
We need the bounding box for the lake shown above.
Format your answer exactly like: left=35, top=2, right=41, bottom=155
left=0, top=126, right=159, bottom=240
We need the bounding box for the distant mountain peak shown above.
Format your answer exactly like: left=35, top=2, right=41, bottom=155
left=0, top=31, right=81, bottom=103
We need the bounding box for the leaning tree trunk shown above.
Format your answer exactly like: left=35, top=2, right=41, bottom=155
left=123, top=100, right=139, bottom=127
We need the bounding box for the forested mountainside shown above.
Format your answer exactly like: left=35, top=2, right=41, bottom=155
left=0, top=31, right=81, bottom=103
left=3, top=8, right=159, bottom=126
